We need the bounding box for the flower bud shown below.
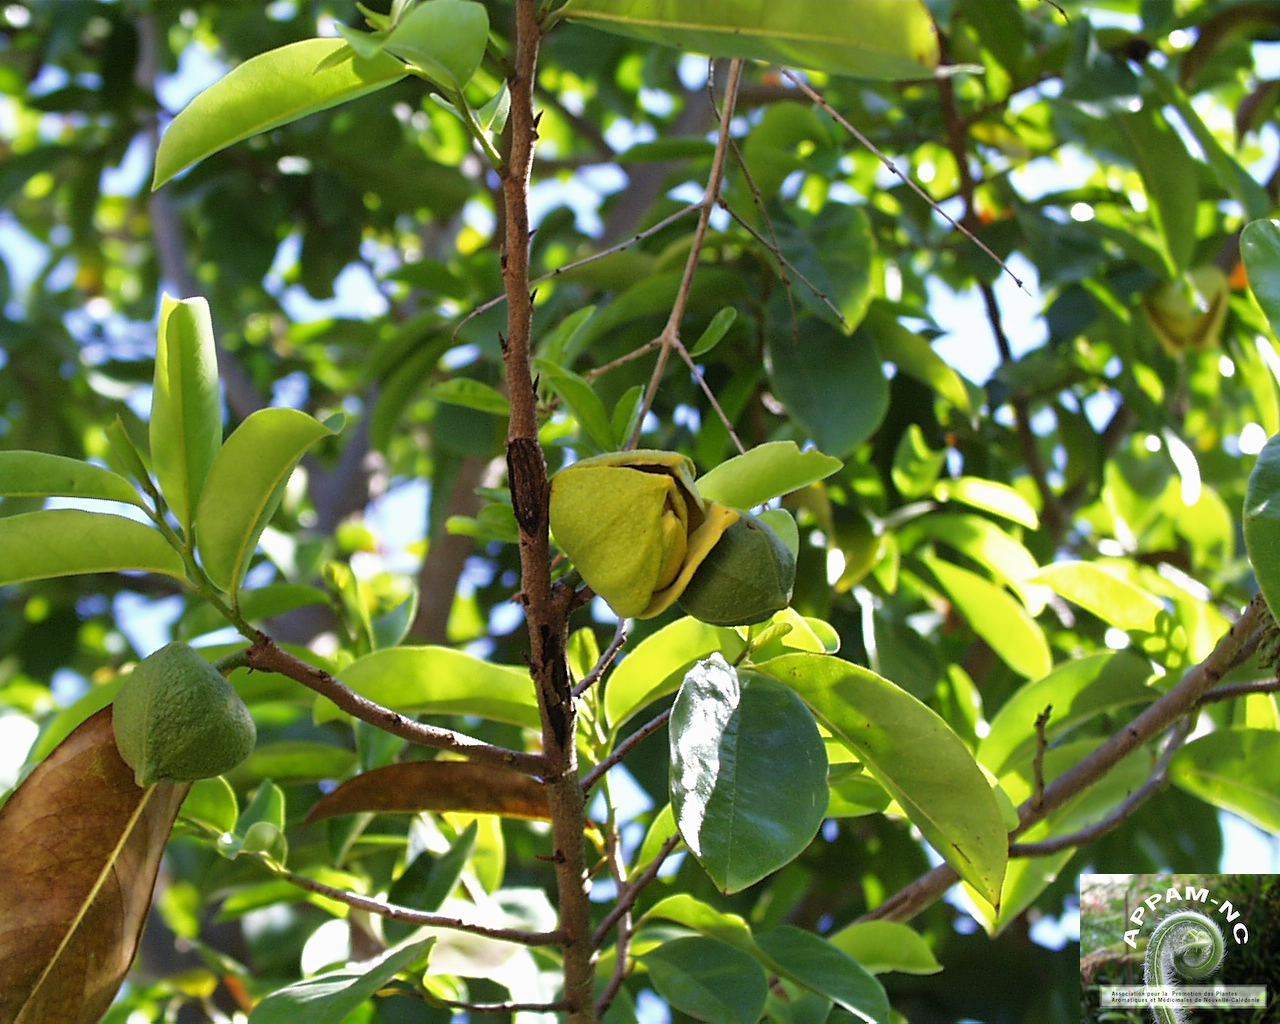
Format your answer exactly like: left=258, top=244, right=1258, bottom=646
left=112, top=641, right=256, bottom=787
left=549, top=450, right=738, bottom=618
left=678, top=511, right=796, bottom=626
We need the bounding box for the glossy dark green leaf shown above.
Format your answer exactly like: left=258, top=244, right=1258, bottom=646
left=194, top=409, right=338, bottom=595
left=697, top=441, right=843, bottom=512
left=384, top=821, right=477, bottom=943
left=755, top=926, right=889, bottom=1023
left=777, top=204, right=877, bottom=332
left=756, top=652, right=1007, bottom=906
left=670, top=656, right=827, bottom=893
left=642, top=936, right=769, bottom=1024
left=768, top=318, right=888, bottom=459
left=1170, top=729, right=1280, bottom=832
left=150, top=295, right=222, bottom=534
left=560, top=0, right=940, bottom=81
left=153, top=39, right=406, bottom=187
left=0, top=510, right=185, bottom=586
left=977, top=651, right=1154, bottom=776
left=0, top=451, right=145, bottom=507
left=248, top=938, right=433, bottom=1024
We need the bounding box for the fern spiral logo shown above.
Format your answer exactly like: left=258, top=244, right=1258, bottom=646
left=1143, top=909, right=1227, bottom=1024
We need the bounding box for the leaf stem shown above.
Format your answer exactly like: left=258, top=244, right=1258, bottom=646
left=581, top=708, right=671, bottom=793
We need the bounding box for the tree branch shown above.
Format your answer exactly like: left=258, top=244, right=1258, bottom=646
left=860, top=593, right=1268, bottom=923
left=1198, top=676, right=1280, bottom=705
left=437, top=999, right=573, bottom=1014
left=243, top=634, right=545, bottom=775
left=581, top=708, right=671, bottom=793
left=573, top=618, right=629, bottom=698
left=276, top=869, right=564, bottom=945
left=593, top=832, right=681, bottom=947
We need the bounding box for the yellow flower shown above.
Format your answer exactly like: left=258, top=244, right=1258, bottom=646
left=549, top=450, right=738, bottom=618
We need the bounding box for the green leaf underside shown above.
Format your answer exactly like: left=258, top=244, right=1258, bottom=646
left=0, top=451, right=145, bottom=507
left=194, top=408, right=336, bottom=595
left=696, top=441, right=842, bottom=511
left=247, top=938, right=433, bottom=1023
left=314, top=646, right=539, bottom=729
left=670, top=657, right=828, bottom=894
left=1170, top=729, right=1280, bottom=832
left=757, top=652, right=1008, bottom=906
left=605, top=616, right=746, bottom=729
left=977, top=650, right=1154, bottom=776
left=153, top=38, right=407, bottom=188
left=0, top=510, right=185, bottom=586
left=561, top=0, right=940, bottom=82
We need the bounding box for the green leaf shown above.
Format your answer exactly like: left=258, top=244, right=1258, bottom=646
left=768, top=317, right=888, bottom=459
left=922, top=556, right=1051, bottom=680
left=642, top=893, right=761, bottom=956
left=899, top=514, right=1039, bottom=598
left=104, top=416, right=153, bottom=488
left=776, top=204, right=877, bottom=332
left=0, top=510, right=185, bottom=585
left=1244, top=427, right=1280, bottom=619
left=756, top=652, right=1008, bottom=906
left=636, top=803, right=680, bottom=869
left=690, top=306, right=738, bottom=357
left=534, top=358, right=617, bottom=452
left=1118, top=104, right=1198, bottom=276
left=0, top=451, right=145, bottom=507
left=977, top=651, right=1154, bottom=776
left=383, top=0, right=489, bottom=91
left=670, top=656, right=828, bottom=894
left=428, top=377, right=511, bottom=416
left=539, top=306, right=597, bottom=364
left=755, top=926, right=889, bottom=1024
left=385, top=821, right=477, bottom=943
left=697, top=441, right=843, bottom=511
left=248, top=938, right=434, bottom=1024
left=150, top=295, right=222, bottom=533
left=827, top=921, right=942, bottom=976
left=612, top=384, right=645, bottom=449
left=153, top=39, right=407, bottom=188
left=314, top=646, right=539, bottom=729
left=218, top=780, right=287, bottom=863
left=239, top=742, right=358, bottom=783
left=758, top=509, right=800, bottom=559
left=866, top=304, right=974, bottom=414
left=180, top=776, right=238, bottom=835
left=891, top=424, right=945, bottom=499
left=1145, top=64, right=1272, bottom=221
left=1242, top=220, right=1280, bottom=335
left=641, top=936, right=769, bottom=1024
left=477, top=82, right=511, bottom=134
left=604, top=616, right=746, bottom=729
left=560, top=0, right=940, bottom=81
left=1032, top=561, right=1166, bottom=633
left=194, top=408, right=338, bottom=595
left=179, top=583, right=330, bottom=640
left=933, top=476, right=1039, bottom=529
left=1170, top=728, right=1280, bottom=832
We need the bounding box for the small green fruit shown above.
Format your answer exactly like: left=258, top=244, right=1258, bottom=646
left=112, top=641, right=256, bottom=787
left=678, top=511, right=797, bottom=626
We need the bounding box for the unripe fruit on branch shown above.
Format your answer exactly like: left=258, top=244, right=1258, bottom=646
left=1141, top=266, right=1228, bottom=357
left=112, top=641, right=256, bottom=787
left=549, top=450, right=738, bottom=619
left=678, top=511, right=796, bottom=626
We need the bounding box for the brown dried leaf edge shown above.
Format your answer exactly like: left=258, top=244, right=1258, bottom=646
left=0, top=706, right=188, bottom=1024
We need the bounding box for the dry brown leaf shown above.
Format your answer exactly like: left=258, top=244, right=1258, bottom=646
left=0, top=706, right=188, bottom=1024
left=305, top=759, right=551, bottom=823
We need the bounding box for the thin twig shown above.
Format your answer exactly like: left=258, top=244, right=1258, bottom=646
left=860, top=592, right=1268, bottom=924
left=596, top=783, right=633, bottom=1018
left=1198, top=677, right=1280, bottom=705
left=1031, top=705, right=1052, bottom=811
left=674, top=344, right=746, bottom=453
left=627, top=59, right=744, bottom=449
left=452, top=205, right=700, bottom=342
left=777, top=67, right=1026, bottom=294
left=243, top=635, right=546, bottom=775
left=277, top=870, right=565, bottom=946
left=581, top=708, right=672, bottom=793
left=583, top=339, right=661, bottom=382
left=573, top=619, right=629, bottom=698
left=593, top=832, right=682, bottom=946
left=1010, top=718, right=1192, bottom=858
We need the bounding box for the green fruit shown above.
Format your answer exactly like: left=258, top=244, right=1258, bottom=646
left=678, top=511, right=797, bottom=626
left=112, top=641, right=256, bottom=787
